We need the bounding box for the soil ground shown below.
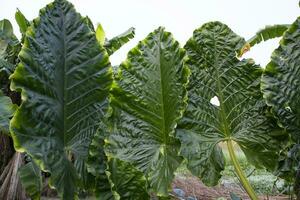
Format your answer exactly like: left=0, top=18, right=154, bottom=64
left=171, top=175, right=292, bottom=200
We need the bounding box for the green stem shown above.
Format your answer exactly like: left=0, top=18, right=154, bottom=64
left=227, top=140, right=258, bottom=200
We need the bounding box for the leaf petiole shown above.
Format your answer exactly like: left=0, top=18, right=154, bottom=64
left=227, top=140, right=258, bottom=200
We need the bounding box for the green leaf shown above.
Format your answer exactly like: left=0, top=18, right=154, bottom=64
left=83, top=16, right=95, bottom=32
left=96, top=23, right=106, bottom=46
left=262, top=17, right=300, bottom=142
left=15, top=9, right=30, bottom=35
left=104, top=27, right=135, bottom=55
left=0, top=19, right=19, bottom=59
left=88, top=122, right=149, bottom=199
left=248, top=24, right=290, bottom=47
left=108, top=158, right=150, bottom=200
left=0, top=90, right=16, bottom=135
left=0, top=58, right=15, bottom=75
left=177, top=21, right=286, bottom=186
left=0, top=19, right=14, bottom=40
left=0, top=19, right=19, bottom=47
left=107, top=27, right=188, bottom=196
left=19, top=160, right=42, bottom=200
left=87, top=122, right=115, bottom=199
left=261, top=18, right=300, bottom=196
left=9, top=0, right=113, bottom=199
left=239, top=24, right=290, bottom=56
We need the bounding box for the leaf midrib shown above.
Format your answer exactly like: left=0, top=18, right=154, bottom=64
left=212, top=31, right=231, bottom=138
left=58, top=2, right=67, bottom=148
left=157, top=32, right=167, bottom=145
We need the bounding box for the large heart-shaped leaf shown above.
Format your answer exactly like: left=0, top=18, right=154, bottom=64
left=107, top=27, right=189, bottom=196
left=177, top=21, right=286, bottom=186
left=261, top=17, right=300, bottom=197
left=9, top=0, right=112, bottom=198
left=262, top=17, right=300, bottom=142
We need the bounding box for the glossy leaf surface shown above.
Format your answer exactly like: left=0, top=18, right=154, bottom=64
left=262, top=17, right=300, bottom=142
left=107, top=27, right=189, bottom=196
left=177, top=21, right=286, bottom=186
left=10, top=0, right=112, bottom=198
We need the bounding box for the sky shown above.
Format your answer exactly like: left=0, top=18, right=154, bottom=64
left=0, top=0, right=299, bottom=66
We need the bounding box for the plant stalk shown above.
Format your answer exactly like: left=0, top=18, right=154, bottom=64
left=227, top=140, right=258, bottom=200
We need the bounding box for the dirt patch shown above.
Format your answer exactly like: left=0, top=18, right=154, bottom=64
left=171, top=176, right=291, bottom=200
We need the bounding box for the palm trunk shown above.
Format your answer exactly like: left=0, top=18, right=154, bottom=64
left=0, top=152, right=26, bottom=200
left=0, top=134, right=14, bottom=172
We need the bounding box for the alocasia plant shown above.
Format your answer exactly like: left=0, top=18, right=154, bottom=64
left=107, top=27, right=189, bottom=196
left=261, top=16, right=300, bottom=199
left=9, top=0, right=113, bottom=198
left=177, top=21, right=286, bottom=199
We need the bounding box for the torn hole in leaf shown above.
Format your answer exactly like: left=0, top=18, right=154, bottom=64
left=210, top=96, right=220, bottom=107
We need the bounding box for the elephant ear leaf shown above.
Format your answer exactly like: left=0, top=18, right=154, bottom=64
left=0, top=90, right=16, bottom=135
left=261, top=18, right=300, bottom=194
left=177, top=21, right=286, bottom=186
left=107, top=158, right=150, bottom=200
left=15, top=9, right=30, bottom=36
left=0, top=19, right=18, bottom=46
left=96, top=23, right=106, bottom=46
left=0, top=19, right=19, bottom=61
left=239, top=24, right=290, bottom=56
left=19, top=160, right=42, bottom=200
left=10, top=0, right=112, bottom=199
left=104, top=27, right=135, bottom=55
left=262, top=17, right=300, bottom=142
left=88, top=124, right=149, bottom=199
left=87, top=124, right=116, bottom=199
left=107, top=27, right=189, bottom=196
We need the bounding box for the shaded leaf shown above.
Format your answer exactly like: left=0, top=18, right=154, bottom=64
left=88, top=122, right=149, bottom=199
left=0, top=90, right=16, bottom=135
left=108, top=158, right=150, bottom=200
left=19, top=160, right=42, bottom=200
left=0, top=19, right=19, bottom=61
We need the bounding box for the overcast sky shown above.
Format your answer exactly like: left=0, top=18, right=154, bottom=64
left=0, top=0, right=299, bottom=66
